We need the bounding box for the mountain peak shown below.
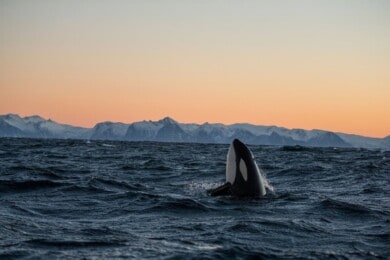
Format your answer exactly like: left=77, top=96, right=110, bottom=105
left=3, top=114, right=21, bottom=120
left=159, top=117, right=177, bottom=124
left=24, top=115, right=45, bottom=123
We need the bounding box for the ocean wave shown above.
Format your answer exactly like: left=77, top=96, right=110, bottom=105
left=59, top=183, right=112, bottom=194
left=320, top=198, right=372, bottom=215
left=88, top=177, right=145, bottom=192
left=25, top=238, right=127, bottom=248
left=142, top=159, right=173, bottom=171
left=0, top=179, right=63, bottom=193
left=10, top=165, right=64, bottom=179
left=143, top=197, right=210, bottom=213
left=226, top=222, right=262, bottom=233
left=0, top=251, right=30, bottom=259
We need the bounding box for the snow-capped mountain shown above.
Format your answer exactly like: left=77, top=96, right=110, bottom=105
left=125, top=117, right=189, bottom=142
left=0, top=114, right=90, bottom=139
left=91, top=122, right=129, bottom=140
left=0, top=114, right=389, bottom=149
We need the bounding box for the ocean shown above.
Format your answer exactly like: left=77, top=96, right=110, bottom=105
left=0, top=138, right=389, bottom=259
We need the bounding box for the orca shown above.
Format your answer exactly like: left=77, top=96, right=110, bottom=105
left=208, top=139, right=268, bottom=197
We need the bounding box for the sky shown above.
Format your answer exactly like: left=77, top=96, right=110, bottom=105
left=0, top=0, right=389, bottom=137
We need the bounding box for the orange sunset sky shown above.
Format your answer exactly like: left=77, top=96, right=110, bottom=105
left=1, top=1, right=389, bottom=138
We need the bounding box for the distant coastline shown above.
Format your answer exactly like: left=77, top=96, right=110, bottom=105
left=0, top=114, right=389, bottom=150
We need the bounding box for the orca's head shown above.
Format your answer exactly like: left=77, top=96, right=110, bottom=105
left=226, top=139, right=255, bottom=185
left=225, top=139, right=267, bottom=197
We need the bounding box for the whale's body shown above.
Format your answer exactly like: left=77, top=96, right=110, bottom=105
left=208, top=139, right=267, bottom=197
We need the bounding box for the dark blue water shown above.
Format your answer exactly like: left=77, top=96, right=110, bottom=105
left=0, top=138, right=389, bottom=259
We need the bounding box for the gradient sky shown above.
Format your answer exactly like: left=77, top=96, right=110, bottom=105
left=1, top=0, right=389, bottom=137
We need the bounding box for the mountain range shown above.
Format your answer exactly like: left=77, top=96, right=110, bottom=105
left=0, top=114, right=389, bottom=150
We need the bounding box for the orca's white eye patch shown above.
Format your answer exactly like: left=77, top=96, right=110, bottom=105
left=239, top=159, right=248, bottom=181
